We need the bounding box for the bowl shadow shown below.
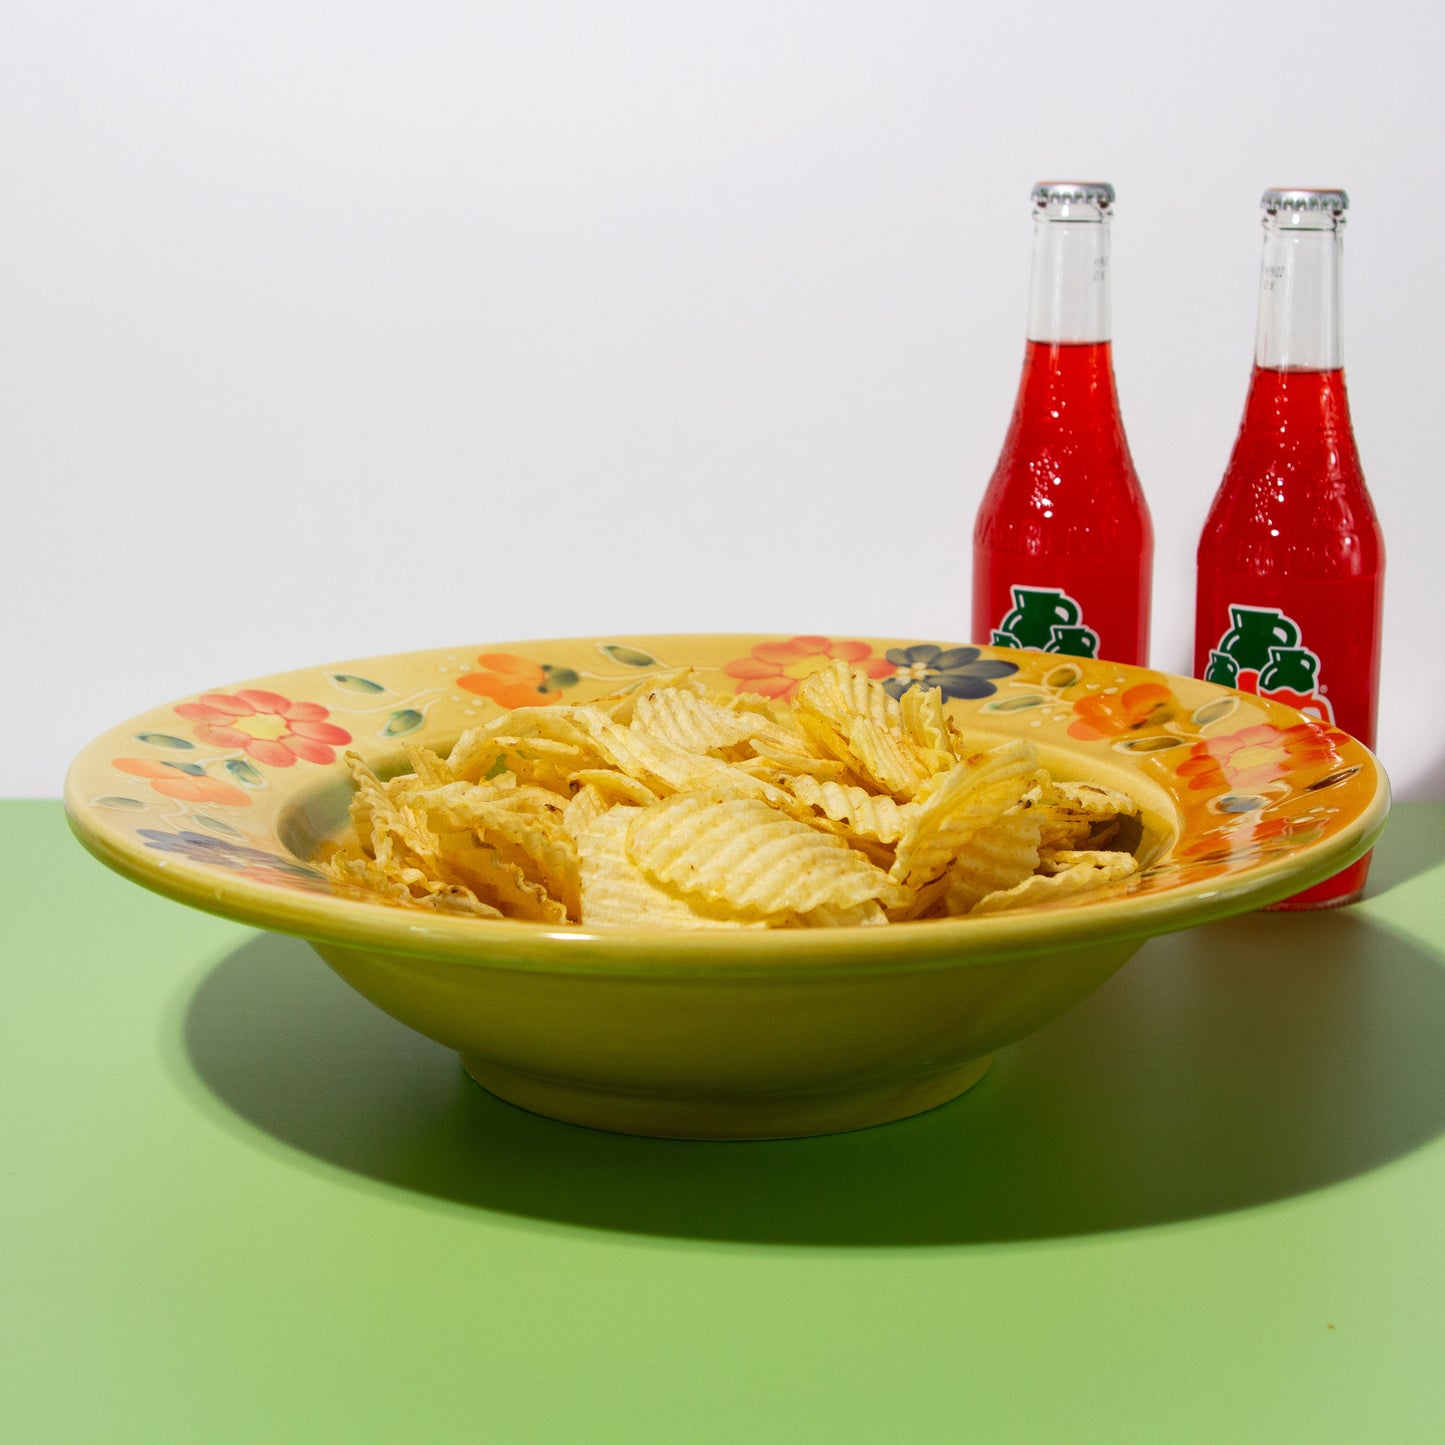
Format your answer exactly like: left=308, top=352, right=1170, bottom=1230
left=181, top=898, right=1445, bottom=1247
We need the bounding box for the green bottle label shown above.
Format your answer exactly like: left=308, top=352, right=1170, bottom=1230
left=990, top=586, right=1100, bottom=658
left=1205, top=604, right=1333, bottom=722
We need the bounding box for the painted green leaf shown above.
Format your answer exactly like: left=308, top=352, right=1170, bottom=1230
left=163, top=760, right=209, bottom=776
left=541, top=666, right=580, bottom=689
left=1191, top=697, right=1239, bottom=728
left=192, top=814, right=244, bottom=838
left=1307, top=767, right=1360, bottom=792
left=135, top=732, right=194, bottom=750
left=95, top=796, right=146, bottom=811
left=1217, top=794, right=1266, bottom=814
left=224, top=759, right=266, bottom=787
left=381, top=709, right=424, bottom=737
left=330, top=673, right=386, bottom=694
left=1114, top=735, right=1184, bottom=753
left=982, top=694, right=1045, bottom=713
left=600, top=644, right=657, bottom=668
left=1042, top=664, right=1083, bottom=691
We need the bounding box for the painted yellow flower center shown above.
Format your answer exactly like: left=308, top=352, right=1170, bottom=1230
left=783, top=655, right=836, bottom=682
left=232, top=714, right=290, bottom=742
left=1227, top=743, right=1282, bottom=775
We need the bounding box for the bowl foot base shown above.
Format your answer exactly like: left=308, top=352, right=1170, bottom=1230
left=459, top=1054, right=994, bottom=1140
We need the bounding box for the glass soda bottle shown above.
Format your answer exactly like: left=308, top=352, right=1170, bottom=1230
left=972, top=181, right=1153, bottom=664
left=1194, top=188, right=1384, bottom=909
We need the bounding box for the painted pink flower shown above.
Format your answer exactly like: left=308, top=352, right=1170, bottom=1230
left=723, top=636, right=893, bottom=702
left=1175, top=721, right=1346, bottom=795
left=175, top=689, right=351, bottom=768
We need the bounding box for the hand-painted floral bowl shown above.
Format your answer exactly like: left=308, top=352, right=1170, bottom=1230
left=65, top=634, right=1389, bottom=1140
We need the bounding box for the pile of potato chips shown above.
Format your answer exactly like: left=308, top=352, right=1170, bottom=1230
left=319, top=661, right=1141, bottom=929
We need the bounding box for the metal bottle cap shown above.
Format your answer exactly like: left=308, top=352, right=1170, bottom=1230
left=1032, top=181, right=1115, bottom=209
left=1261, top=188, right=1348, bottom=215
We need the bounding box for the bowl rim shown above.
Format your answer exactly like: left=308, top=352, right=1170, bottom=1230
left=64, top=633, right=1392, bottom=977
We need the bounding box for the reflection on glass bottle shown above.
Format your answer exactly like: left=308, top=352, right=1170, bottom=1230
left=972, top=182, right=1153, bottom=665
left=1193, top=188, right=1384, bottom=909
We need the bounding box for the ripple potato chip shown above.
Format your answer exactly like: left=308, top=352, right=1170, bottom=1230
left=625, top=791, right=911, bottom=921
left=968, top=849, right=1139, bottom=916
left=889, top=740, right=1038, bottom=889
left=942, top=811, right=1045, bottom=915
left=576, top=806, right=764, bottom=930
left=320, top=664, right=1145, bottom=928
left=786, top=775, right=910, bottom=844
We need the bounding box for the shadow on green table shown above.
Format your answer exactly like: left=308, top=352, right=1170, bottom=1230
left=180, top=849, right=1445, bottom=1246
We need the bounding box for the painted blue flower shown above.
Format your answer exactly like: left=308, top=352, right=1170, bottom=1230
left=137, top=829, right=325, bottom=885
left=881, top=644, right=1019, bottom=701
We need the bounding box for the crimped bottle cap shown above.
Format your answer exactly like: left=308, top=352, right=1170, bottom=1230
left=1261, top=188, right=1348, bottom=215
left=1032, top=181, right=1114, bottom=209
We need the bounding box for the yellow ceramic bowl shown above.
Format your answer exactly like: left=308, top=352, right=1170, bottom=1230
left=66, top=634, right=1389, bottom=1140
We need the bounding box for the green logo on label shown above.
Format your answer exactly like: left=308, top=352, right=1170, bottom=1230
left=1204, top=604, right=1333, bottom=722
left=991, top=586, right=1100, bottom=657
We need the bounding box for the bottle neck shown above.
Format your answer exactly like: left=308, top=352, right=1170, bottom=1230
left=1255, top=216, right=1344, bottom=370
left=1026, top=204, right=1112, bottom=343
left=1016, top=338, right=1121, bottom=414
left=1237, top=365, right=1359, bottom=458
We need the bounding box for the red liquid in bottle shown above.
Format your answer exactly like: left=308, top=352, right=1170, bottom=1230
left=973, top=340, right=1153, bottom=665
left=1195, top=365, right=1384, bottom=907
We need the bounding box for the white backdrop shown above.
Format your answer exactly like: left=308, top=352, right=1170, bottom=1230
left=5, top=1, right=1442, bottom=799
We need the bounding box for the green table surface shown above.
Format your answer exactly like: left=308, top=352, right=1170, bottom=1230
left=4, top=799, right=1444, bottom=1444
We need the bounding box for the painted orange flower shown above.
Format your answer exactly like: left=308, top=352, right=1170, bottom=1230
left=1067, top=683, right=1176, bottom=741
left=1175, top=722, right=1346, bottom=794
left=723, top=636, right=893, bottom=702
left=457, top=653, right=566, bottom=709
left=112, top=758, right=252, bottom=807
left=174, top=690, right=352, bottom=767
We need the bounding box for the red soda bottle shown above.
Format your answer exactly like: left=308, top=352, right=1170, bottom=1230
left=973, top=182, right=1153, bottom=665
left=1194, top=188, right=1384, bottom=909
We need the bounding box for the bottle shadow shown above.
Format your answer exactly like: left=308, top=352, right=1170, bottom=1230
left=181, top=898, right=1445, bottom=1247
